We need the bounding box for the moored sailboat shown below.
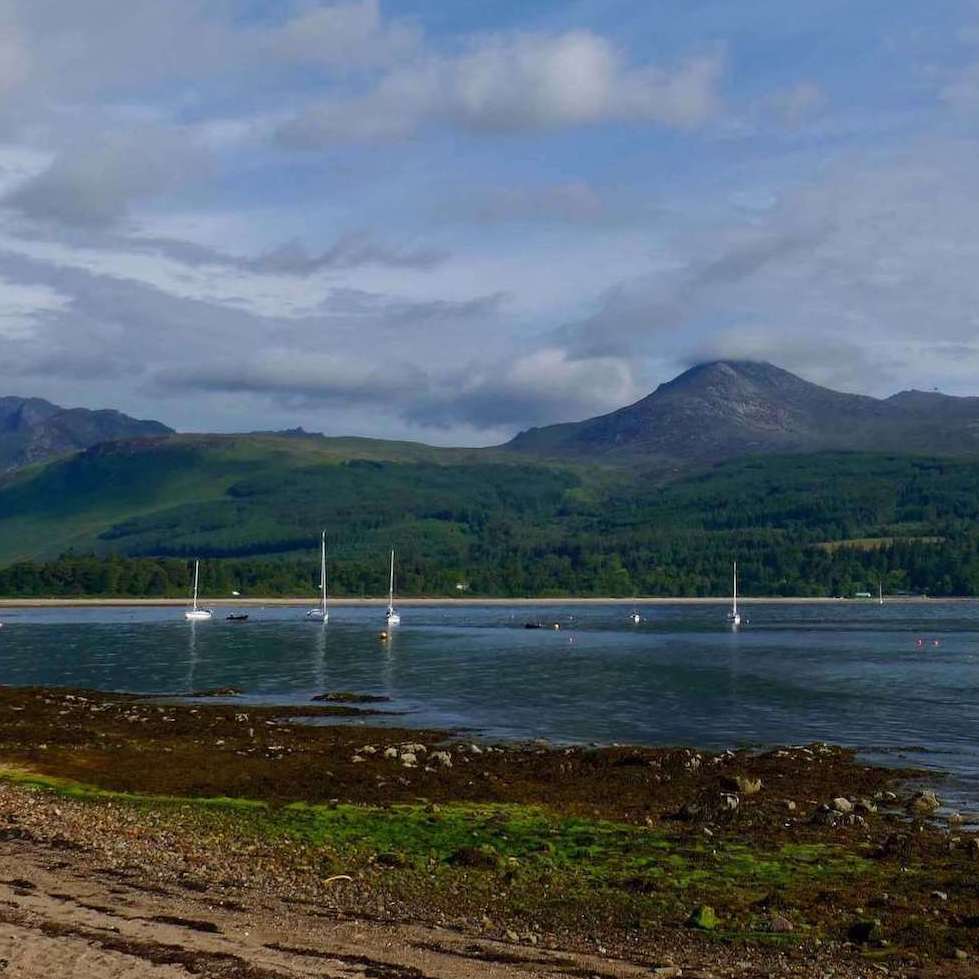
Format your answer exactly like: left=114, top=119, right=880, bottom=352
left=184, top=560, right=212, bottom=621
left=726, top=560, right=742, bottom=628
left=306, top=530, right=329, bottom=622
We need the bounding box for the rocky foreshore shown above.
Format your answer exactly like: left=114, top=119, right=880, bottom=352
left=0, top=685, right=973, bottom=977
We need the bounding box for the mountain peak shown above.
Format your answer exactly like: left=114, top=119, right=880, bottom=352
left=505, top=360, right=979, bottom=466
left=0, top=396, right=173, bottom=472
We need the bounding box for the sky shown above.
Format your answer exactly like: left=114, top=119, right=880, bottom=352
left=0, top=1, right=978, bottom=443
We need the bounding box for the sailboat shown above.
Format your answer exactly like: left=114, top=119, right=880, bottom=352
left=184, top=560, right=212, bottom=621
left=306, top=530, right=329, bottom=622
left=879, top=580, right=884, bottom=606
left=726, top=560, right=742, bottom=627
left=630, top=609, right=641, bottom=624
left=384, top=549, right=401, bottom=627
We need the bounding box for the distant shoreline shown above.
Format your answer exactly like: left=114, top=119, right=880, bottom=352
left=0, top=595, right=966, bottom=608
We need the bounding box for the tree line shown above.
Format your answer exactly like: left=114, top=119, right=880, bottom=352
left=0, top=533, right=971, bottom=598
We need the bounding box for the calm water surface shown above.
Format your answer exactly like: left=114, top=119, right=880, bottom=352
left=0, top=601, right=976, bottom=813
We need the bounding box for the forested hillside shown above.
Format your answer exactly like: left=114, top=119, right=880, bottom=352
left=4, top=445, right=979, bottom=598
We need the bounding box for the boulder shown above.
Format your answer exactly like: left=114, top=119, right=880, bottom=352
left=908, top=790, right=941, bottom=815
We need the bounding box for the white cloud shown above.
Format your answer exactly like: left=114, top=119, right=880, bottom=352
left=556, top=142, right=979, bottom=396
left=280, top=31, right=724, bottom=143
left=409, top=348, right=642, bottom=429
left=268, top=0, right=420, bottom=69
left=3, top=127, right=210, bottom=228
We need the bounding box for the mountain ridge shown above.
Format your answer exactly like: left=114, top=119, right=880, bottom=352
left=505, top=360, right=979, bottom=465
left=0, top=396, right=173, bottom=472
left=7, top=360, right=979, bottom=476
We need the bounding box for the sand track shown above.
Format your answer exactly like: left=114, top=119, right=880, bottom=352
left=0, top=840, right=680, bottom=979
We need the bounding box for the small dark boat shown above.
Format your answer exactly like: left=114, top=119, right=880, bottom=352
left=226, top=612, right=249, bottom=622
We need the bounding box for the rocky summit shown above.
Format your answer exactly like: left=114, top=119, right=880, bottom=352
left=0, top=396, right=172, bottom=472
left=506, top=360, right=979, bottom=466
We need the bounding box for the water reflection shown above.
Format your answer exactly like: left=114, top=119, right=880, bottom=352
left=311, top=622, right=327, bottom=693
left=185, top=621, right=199, bottom=694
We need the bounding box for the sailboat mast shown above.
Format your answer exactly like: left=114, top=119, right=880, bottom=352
left=732, top=561, right=738, bottom=616
left=192, top=560, right=199, bottom=612
left=320, top=531, right=327, bottom=616
left=389, top=549, right=395, bottom=608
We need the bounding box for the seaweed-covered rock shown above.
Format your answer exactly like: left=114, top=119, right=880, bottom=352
left=848, top=917, right=883, bottom=945
left=687, top=904, right=719, bottom=930
left=721, top=774, right=762, bottom=796
left=908, top=790, right=941, bottom=815
left=448, top=845, right=500, bottom=869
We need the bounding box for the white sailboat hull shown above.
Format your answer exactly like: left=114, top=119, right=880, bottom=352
left=306, top=609, right=329, bottom=622
left=385, top=608, right=401, bottom=627
left=184, top=609, right=212, bottom=621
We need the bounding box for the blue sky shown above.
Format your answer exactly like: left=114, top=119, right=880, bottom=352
left=0, top=1, right=977, bottom=442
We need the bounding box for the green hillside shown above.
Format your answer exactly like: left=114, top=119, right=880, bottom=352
left=4, top=435, right=979, bottom=597
left=0, top=433, right=589, bottom=567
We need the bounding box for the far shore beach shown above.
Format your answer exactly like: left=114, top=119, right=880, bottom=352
left=0, top=594, right=962, bottom=608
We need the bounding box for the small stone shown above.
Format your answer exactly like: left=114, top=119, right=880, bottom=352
left=831, top=797, right=853, bottom=813
left=718, top=792, right=740, bottom=812
left=769, top=914, right=794, bottom=933
left=785, top=800, right=797, bottom=812
left=383, top=747, right=398, bottom=760
left=652, top=968, right=682, bottom=977
left=401, top=752, right=417, bottom=767
left=505, top=929, right=520, bottom=942
left=931, top=890, right=948, bottom=902
left=954, top=948, right=968, bottom=961
left=350, top=754, right=365, bottom=763
left=430, top=750, right=453, bottom=768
